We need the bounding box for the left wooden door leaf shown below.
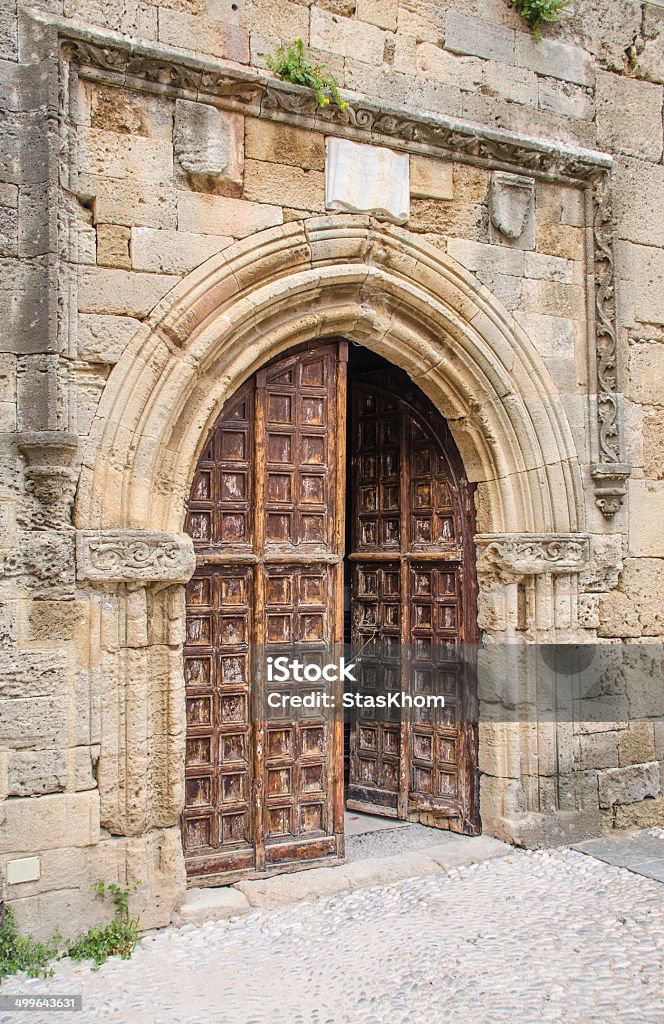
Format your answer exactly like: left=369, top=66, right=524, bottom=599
left=183, top=342, right=347, bottom=885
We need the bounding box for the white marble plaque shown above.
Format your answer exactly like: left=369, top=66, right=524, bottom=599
left=325, top=137, right=410, bottom=224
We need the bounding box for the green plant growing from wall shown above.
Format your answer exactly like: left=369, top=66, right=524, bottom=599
left=266, top=38, right=348, bottom=111
left=511, top=0, right=571, bottom=41
left=0, top=906, right=61, bottom=981
left=67, top=882, right=142, bottom=968
left=0, top=881, right=142, bottom=981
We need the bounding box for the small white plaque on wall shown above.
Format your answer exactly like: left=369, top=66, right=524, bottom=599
left=325, top=138, right=410, bottom=224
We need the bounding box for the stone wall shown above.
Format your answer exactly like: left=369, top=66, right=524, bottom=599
left=0, top=0, right=662, bottom=937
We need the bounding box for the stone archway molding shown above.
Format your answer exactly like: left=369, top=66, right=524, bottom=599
left=76, top=214, right=585, bottom=541
left=73, top=215, right=593, bottom=865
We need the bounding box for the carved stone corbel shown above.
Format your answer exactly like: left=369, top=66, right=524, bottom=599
left=18, top=431, right=78, bottom=529
left=590, top=463, right=631, bottom=519
left=76, top=530, right=196, bottom=584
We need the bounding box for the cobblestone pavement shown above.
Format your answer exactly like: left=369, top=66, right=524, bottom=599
left=3, top=847, right=664, bottom=1024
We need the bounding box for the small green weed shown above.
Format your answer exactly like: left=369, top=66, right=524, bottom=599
left=67, top=882, right=142, bottom=968
left=0, top=881, right=142, bottom=981
left=266, top=38, right=348, bottom=110
left=511, top=0, right=571, bottom=41
left=0, top=906, right=60, bottom=982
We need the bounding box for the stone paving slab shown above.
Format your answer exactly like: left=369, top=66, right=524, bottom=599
left=573, top=828, right=664, bottom=882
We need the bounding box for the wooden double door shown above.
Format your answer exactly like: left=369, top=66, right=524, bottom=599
left=182, top=340, right=478, bottom=885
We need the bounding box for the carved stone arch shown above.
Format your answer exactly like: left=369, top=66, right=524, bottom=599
left=74, top=215, right=592, bottom=873
left=76, top=215, right=584, bottom=538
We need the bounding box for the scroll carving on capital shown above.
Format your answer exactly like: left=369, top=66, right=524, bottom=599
left=76, top=530, right=196, bottom=584
left=475, top=533, right=591, bottom=584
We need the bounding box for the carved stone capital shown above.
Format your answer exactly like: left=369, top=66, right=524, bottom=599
left=76, top=530, right=196, bottom=584
left=591, top=464, right=631, bottom=518
left=475, top=533, right=591, bottom=582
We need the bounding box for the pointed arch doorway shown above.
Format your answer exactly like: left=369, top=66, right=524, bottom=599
left=182, top=339, right=479, bottom=885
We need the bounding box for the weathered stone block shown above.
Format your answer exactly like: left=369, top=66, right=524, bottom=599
left=445, top=12, right=515, bottom=63
left=596, top=71, right=663, bottom=161
left=0, top=110, right=51, bottom=186
left=615, top=158, right=664, bottom=248
left=77, top=313, right=140, bottom=365
left=410, top=156, right=453, bottom=200
left=311, top=7, right=387, bottom=63
left=630, top=246, right=664, bottom=325
left=538, top=77, right=594, bottom=121
left=513, top=312, right=576, bottom=358
left=642, top=408, right=664, bottom=481
left=619, top=723, right=656, bottom=767
left=483, top=60, right=537, bottom=106
left=0, top=257, right=50, bottom=354
left=598, top=762, right=660, bottom=808
left=415, top=44, right=482, bottom=91
left=409, top=197, right=487, bottom=241
left=637, top=3, right=664, bottom=84
left=536, top=222, right=584, bottom=261
left=0, top=203, right=17, bottom=257
left=0, top=791, right=100, bottom=854
left=63, top=0, right=157, bottom=37
left=521, top=280, right=586, bottom=320
left=238, top=0, right=311, bottom=41
left=514, top=30, right=593, bottom=86
left=174, top=101, right=243, bottom=194
left=84, top=81, right=173, bottom=140
left=344, top=60, right=464, bottom=117
left=524, top=251, right=574, bottom=283
left=0, top=648, right=68, bottom=703
left=78, top=267, right=179, bottom=318
left=357, top=0, right=397, bottom=31
left=245, top=119, right=325, bottom=171
left=7, top=748, right=68, bottom=797
left=628, top=481, right=664, bottom=556
left=131, top=227, right=232, bottom=275
left=158, top=9, right=249, bottom=62
left=77, top=127, right=173, bottom=183
left=0, top=2, right=17, bottom=61
left=80, top=176, right=178, bottom=230
left=177, top=191, right=282, bottom=238
left=536, top=182, right=585, bottom=228
left=448, top=238, right=524, bottom=277
left=578, top=731, right=619, bottom=770
left=598, top=559, right=664, bottom=639
left=21, top=533, right=76, bottom=598
left=244, top=158, right=326, bottom=212
left=23, top=599, right=87, bottom=643
left=96, top=223, right=131, bottom=270
left=614, top=796, right=664, bottom=829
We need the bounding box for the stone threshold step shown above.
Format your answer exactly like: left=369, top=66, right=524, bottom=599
left=173, top=834, right=511, bottom=926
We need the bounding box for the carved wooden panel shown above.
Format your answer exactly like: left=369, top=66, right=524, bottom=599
left=182, top=565, right=254, bottom=877
left=349, top=562, right=402, bottom=811
left=261, top=349, right=336, bottom=552
left=263, top=563, right=334, bottom=859
left=348, top=374, right=478, bottom=834
left=186, top=381, right=254, bottom=551
left=184, top=343, right=345, bottom=884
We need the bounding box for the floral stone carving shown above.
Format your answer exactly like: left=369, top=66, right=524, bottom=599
left=76, top=531, right=196, bottom=583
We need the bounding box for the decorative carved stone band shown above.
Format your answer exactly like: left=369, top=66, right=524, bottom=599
left=476, top=534, right=591, bottom=578
left=76, top=530, right=196, bottom=583
left=57, top=26, right=627, bottom=515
